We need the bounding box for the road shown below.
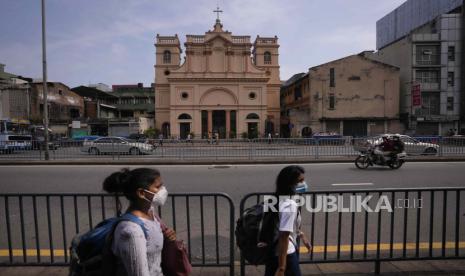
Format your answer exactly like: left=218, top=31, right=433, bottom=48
left=0, top=162, right=464, bottom=265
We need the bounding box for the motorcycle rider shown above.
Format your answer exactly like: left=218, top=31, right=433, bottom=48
left=391, top=135, right=405, bottom=159
left=374, top=135, right=394, bottom=163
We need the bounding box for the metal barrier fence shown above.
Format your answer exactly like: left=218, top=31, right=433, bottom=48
left=239, top=187, right=465, bottom=275
left=1, top=188, right=464, bottom=275
left=0, top=193, right=235, bottom=275
left=1, top=137, right=465, bottom=160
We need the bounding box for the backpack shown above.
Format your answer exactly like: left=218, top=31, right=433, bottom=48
left=69, top=213, right=148, bottom=276
left=235, top=199, right=280, bottom=265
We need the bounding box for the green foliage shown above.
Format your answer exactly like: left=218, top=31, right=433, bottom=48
left=144, top=127, right=159, bottom=138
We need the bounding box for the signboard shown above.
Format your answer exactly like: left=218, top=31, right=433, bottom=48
left=72, top=121, right=81, bottom=129
left=412, top=84, right=421, bottom=107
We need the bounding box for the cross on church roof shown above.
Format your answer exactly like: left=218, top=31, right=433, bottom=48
left=213, top=6, right=223, bottom=22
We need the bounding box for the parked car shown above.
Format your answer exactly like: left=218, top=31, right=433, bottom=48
left=81, top=136, right=155, bottom=155
left=128, top=133, right=148, bottom=142
left=354, top=134, right=439, bottom=155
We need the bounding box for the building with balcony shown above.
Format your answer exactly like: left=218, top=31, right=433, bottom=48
left=72, top=84, right=155, bottom=137
left=280, top=54, right=402, bottom=137
left=154, top=15, right=280, bottom=139
left=30, top=82, right=84, bottom=135
left=367, top=0, right=463, bottom=135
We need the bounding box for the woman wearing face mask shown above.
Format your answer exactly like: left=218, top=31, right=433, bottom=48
left=103, top=167, right=176, bottom=276
left=265, top=165, right=312, bottom=276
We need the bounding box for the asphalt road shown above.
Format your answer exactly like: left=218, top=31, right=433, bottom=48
left=0, top=162, right=464, bottom=265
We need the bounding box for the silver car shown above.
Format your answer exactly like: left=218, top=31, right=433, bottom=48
left=81, top=137, right=155, bottom=155
left=354, top=134, right=439, bottom=155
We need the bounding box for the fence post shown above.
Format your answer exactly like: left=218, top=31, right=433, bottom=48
left=248, top=139, right=252, bottom=160
left=439, top=137, right=443, bottom=157
left=374, top=260, right=381, bottom=274
left=39, top=142, right=43, bottom=160
left=315, top=138, right=319, bottom=159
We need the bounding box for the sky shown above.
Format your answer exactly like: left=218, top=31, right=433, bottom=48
left=0, top=0, right=406, bottom=88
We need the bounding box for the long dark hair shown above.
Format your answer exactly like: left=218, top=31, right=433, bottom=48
left=103, top=168, right=161, bottom=202
left=275, top=165, right=305, bottom=196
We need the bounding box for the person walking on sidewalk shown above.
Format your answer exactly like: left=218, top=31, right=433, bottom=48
left=103, top=168, right=176, bottom=276
left=265, top=165, right=312, bottom=276
left=158, top=134, right=164, bottom=147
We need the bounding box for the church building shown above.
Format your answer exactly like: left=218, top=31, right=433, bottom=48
left=154, top=11, right=280, bottom=139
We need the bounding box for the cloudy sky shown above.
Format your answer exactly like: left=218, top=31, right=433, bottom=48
left=1, top=0, right=406, bottom=88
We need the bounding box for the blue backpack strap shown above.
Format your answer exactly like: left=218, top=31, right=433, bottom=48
left=117, top=213, right=149, bottom=239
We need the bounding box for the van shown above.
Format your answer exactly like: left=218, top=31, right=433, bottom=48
left=0, top=134, right=33, bottom=153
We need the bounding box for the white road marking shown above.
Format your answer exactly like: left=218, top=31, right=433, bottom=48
left=331, top=183, right=374, bottom=186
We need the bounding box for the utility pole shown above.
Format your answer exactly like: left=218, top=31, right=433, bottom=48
left=41, top=0, right=50, bottom=160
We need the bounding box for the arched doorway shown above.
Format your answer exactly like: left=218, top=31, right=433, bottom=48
left=246, top=113, right=260, bottom=139
left=178, top=114, right=192, bottom=139
left=302, top=127, right=313, bottom=137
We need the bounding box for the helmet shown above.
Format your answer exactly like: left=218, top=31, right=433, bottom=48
left=392, top=135, right=400, bottom=140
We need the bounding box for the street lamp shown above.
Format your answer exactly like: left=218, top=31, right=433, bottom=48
left=41, top=0, right=50, bottom=160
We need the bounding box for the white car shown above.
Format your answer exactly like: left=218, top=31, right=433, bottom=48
left=354, top=134, right=439, bottom=155
left=81, top=137, right=155, bottom=155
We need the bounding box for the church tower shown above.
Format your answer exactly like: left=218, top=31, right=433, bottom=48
left=154, top=34, right=182, bottom=137
left=253, top=36, right=281, bottom=135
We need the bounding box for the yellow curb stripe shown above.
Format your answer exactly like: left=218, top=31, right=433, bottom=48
left=1, top=242, right=464, bottom=257
left=299, top=241, right=465, bottom=254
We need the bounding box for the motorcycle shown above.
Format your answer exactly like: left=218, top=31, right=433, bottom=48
left=355, top=146, right=407, bottom=169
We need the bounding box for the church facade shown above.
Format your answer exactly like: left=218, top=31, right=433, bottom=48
left=154, top=17, right=280, bottom=139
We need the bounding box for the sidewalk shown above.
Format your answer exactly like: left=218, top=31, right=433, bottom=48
left=1, top=260, right=465, bottom=275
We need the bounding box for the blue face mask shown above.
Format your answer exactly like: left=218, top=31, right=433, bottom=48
left=295, top=181, right=308, bottom=193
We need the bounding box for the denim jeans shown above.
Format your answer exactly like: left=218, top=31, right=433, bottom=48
left=264, top=252, right=301, bottom=276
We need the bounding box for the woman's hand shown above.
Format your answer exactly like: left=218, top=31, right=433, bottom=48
left=300, top=231, right=312, bottom=253
left=274, top=268, right=285, bottom=276
left=164, top=228, right=176, bottom=241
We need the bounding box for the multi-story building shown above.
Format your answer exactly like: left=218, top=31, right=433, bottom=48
left=72, top=84, right=155, bottom=137
left=30, top=82, right=84, bottom=135
left=368, top=0, right=464, bottom=135
left=111, top=83, right=155, bottom=119
left=0, top=64, right=31, bottom=133
left=71, top=85, right=118, bottom=136
left=281, top=53, right=402, bottom=137
left=109, top=83, right=155, bottom=136
left=154, top=16, right=280, bottom=139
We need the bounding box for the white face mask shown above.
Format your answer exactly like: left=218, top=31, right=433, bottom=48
left=143, top=186, right=168, bottom=206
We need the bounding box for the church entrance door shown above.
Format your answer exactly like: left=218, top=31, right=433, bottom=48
left=212, top=110, right=226, bottom=139
left=179, top=123, right=190, bottom=139
left=248, top=122, right=258, bottom=139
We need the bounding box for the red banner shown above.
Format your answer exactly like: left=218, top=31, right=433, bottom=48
left=412, top=84, right=421, bottom=107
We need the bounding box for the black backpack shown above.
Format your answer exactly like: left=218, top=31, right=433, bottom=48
left=235, top=199, right=280, bottom=265
left=69, top=213, right=148, bottom=276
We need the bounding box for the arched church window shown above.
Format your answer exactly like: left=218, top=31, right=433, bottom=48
left=163, top=50, right=171, bottom=64
left=264, top=51, right=271, bottom=64
left=246, top=113, right=259, bottom=120
left=178, top=113, right=192, bottom=120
